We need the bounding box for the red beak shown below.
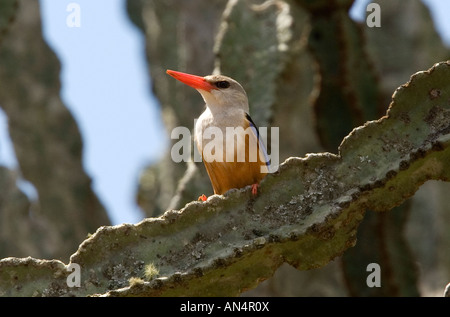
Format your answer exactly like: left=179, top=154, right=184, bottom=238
left=166, top=70, right=214, bottom=92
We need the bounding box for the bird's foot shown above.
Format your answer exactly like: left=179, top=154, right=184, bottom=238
left=251, top=183, right=259, bottom=196
left=198, top=194, right=207, bottom=202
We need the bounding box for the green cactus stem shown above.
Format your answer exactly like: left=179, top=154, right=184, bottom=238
left=1, top=61, right=450, bottom=296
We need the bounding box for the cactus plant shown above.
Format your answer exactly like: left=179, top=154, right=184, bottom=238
left=1, top=0, right=450, bottom=297
left=0, top=0, right=110, bottom=261
left=1, top=61, right=449, bottom=296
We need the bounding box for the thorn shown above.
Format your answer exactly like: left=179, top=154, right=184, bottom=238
left=198, top=194, right=207, bottom=202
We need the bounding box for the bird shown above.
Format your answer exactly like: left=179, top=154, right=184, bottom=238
left=166, top=69, right=269, bottom=201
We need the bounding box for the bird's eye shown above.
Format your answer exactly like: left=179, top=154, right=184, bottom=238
left=215, top=81, right=230, bottom=89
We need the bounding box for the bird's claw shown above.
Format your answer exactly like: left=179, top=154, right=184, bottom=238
left=251, top=183, right=259, bottom=196
left=198, top=194, right=207, bottom=202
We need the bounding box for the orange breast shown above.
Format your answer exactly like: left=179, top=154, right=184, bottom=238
left=203, top=159, right=267, bottom=195
left=199, top=128, right=268, bottom=195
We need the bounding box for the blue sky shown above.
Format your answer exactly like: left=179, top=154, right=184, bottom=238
left=0, top=0, right=449, bottom=225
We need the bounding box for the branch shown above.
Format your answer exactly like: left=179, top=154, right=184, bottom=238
left=1, top=61, right=449, bottom=297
